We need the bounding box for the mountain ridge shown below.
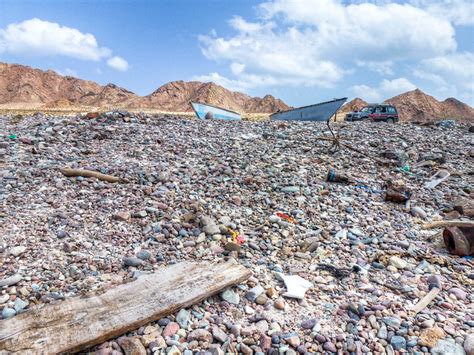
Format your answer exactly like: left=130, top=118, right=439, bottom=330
left=0, top=62, right=289, bottom=113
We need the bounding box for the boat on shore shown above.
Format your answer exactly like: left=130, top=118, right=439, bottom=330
left=270, top=97, right=347, bottom=121
left=190, top=102, right=241, bottom=120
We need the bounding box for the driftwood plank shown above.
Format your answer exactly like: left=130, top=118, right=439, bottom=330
left=0, top=260, right=250, bottom=354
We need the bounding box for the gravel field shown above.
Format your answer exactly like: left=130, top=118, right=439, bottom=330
left=1, top=113, right=473, bottom=354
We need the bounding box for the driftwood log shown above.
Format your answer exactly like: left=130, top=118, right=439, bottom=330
left=0, top=260, right=250, bottom=354
left=422, top=220, right=474, bottom=229
left=60, top=168, right=122, bottom=183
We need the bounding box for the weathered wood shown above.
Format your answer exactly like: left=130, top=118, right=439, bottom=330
left=411, top=287, right=440, bottom=315
left=60, top=168, right=122, bottom=183
left=0, top=260, right=250, bottom=354
left=422, top=220, right=474, bottom=229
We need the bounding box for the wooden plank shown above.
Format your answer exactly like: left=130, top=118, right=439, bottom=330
left=0, top=260, right=251, bottom=354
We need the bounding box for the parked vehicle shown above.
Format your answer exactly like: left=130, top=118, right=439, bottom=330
left=345, top=106, right=374, bottom=121
left=368, top=104, right=399, bottom=123
left=346, top=104, right=399, bottom=123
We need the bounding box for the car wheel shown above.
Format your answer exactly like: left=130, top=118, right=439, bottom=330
left=387, top=118, right=394, bottom=123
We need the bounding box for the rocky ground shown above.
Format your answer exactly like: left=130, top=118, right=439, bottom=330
left=1, top=112, right=473, bottom=355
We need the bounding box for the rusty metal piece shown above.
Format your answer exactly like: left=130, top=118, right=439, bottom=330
left=385, top=186, right=410, bottom=203
left=443, top=227, right=474, bottom=256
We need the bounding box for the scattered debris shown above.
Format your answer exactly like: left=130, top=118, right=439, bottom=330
left=277, top=273, right=313, bottom=300
left=60, top=168, right=124, bottom=183
left=443, top=227, right=474, bottom=256
left=424, top=169, right=450, bottom=189
left=0, top=260, right=250, bottom=353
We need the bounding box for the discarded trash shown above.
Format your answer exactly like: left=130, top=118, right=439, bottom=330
left=85, top=112, right=100, bottom=119
left=317, top=264, right=353, bottom=279
left=8, top=134, right=17, bottom=139
left=275, top=212, right=297, bottom=224
left=385, top=185, right=411, bottom=203
left=227, top=227, right=245, bottom=245
left=443, top=226, right=474, bottom=256
left=424, top=170, right=450, bottom=189
left=277, top=273, right=313, bottom=300
left=327, top=170, right=350, bottom=184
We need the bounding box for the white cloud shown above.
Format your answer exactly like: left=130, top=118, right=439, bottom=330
left=0, top=18, right=129, bottom=72
left=107, top=56, right=129, bottom=72
left=0, top=18, right=110, bottom=60
left=414, top=52, right=474, bottom=104
left=356, top=61, right=394, bottom=76
left=413, top=0, right=474, bottom=26
left=198, top=0, right=456, bottom=90
left=351, top=78, right=417, bottom=102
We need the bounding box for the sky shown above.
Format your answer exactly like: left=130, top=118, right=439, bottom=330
left=0, top=0, right=473, bottom=106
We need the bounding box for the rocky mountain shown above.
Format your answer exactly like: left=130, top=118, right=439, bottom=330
left=0, top=62, right=289, bottom=113
left=385, top=89, right=474, bottom=122
left=340, top=98, right=368, bottom=114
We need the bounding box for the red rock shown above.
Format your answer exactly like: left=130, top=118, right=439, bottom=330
left=162, top=322, right=180, bottom=337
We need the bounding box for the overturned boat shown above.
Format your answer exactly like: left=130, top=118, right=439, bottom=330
left=270, top=97, right=347, bottom=121
left=190, top=102, right=241, bottom=120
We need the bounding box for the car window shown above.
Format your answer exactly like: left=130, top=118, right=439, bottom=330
left=381, top=107, right=387, bottom=113
left=389, top=107, right=396, bottom=114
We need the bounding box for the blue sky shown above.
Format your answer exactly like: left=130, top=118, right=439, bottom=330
left=1, top=0, right=473, bottom=106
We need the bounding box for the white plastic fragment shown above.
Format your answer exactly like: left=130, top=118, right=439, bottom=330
left=424, top=170, right=450, bottom=189
left=277, top=273, right=313, bottom=299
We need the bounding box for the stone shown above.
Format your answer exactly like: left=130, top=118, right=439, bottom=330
left=167, top=345, right=181, bottom=355
left=220, top=289, right=240, bottom=305
left=382, top=317, right=401, bottom=329
left=281, top=186, right=299, bottom=193
left=260, top=334, right=272, bottom=351
left=212, top=326, right=228, bottom=343
left=255, top=294, right=268, bottom=305
left=162, top=322, right=180, bottom=337
left=136, top=250, right=151, bottom=261
left=114, top=212, right=131, bottom=222
left=203, top=224, right=220, bottom=235
left=10, top=246, right=26, bottom=257
left=0, top=274, right=22, bottom=287
left=323, top=341, right=337, bottom=353
left=2, top=307, right=16, bottom=319
left=187, top=329, right=212, bottom=342
left=389, top=256, right=407, bottom=269
left=13, top=298, right=28, bottom=312
left=117, top=337, right=147, bottom=355
left=176, top=309, right=191, bottom=328
left=419, top=327, right=445, bottom=347
left=123, top=257, right=143, bottom=267
left=390, top=336, right=407, bottom=350
left=448, top=287, right=467, bottom=300
left=464, top=333, right=474, bottom=355
left=431, top=339, right=466, bottom=355
left=274, top=298, right=285, bottom=310
left=224, top=241, right=241, bottom=252
left=301, top=319, right=317, bottom=330
left=245, top=285, right=264, bottom=302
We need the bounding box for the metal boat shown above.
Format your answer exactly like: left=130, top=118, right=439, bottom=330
left=190, top=102, right=241, bottom=120
left=270, top=97, right=347, bottom=121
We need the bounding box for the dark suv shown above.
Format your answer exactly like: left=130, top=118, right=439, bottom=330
left=368, top=104, right=399, bottom=123
left=345, top=104, right=399, bottom=123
